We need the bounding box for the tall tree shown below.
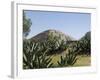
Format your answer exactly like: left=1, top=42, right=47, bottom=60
left=23, top=12, right=32, bottom=37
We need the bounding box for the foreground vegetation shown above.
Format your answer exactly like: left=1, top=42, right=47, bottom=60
left=23, top=32, right=91, bottom=69
left=51, top=54, right=90, bottom=67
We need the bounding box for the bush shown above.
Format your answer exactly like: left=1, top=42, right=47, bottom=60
left=68, top=39, right=91, bottom=55
left=75, top=40, right=91, bottom=55
left=44, top=33, right=68, bottom=55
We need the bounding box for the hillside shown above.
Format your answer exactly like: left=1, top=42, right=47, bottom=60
left=80, top=31, right=91, bottom=41
left=30, top=29, right=74, bottom=42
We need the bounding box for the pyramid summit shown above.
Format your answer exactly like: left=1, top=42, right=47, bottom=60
left=29, top=29, right=75, bottom=42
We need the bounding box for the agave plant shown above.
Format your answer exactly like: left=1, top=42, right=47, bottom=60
left=23, top=40, right=53, bottom=69
left=57, top=55, right=67, bottom=67
left=57, top=49, right=78, bottom=67
left=23, top=40, right=39, bottom=69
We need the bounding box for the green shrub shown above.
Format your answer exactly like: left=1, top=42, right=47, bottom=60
left=58, top=40, right=68, bottom=51
left=57, top=49, right=78, bottom=67
left=68, top=39, right=91, bottom=55
left=45, top=33, right=68, bottom=55
left=23, top=40, right=53, bottom=69
left=74, top=40, right=91, bottom=55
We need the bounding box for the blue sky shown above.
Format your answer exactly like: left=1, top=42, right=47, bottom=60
left=24, top=10, right=91, bottom=40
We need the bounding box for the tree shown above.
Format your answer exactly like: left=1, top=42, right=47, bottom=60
left=23, top=12, right=32, bottom=37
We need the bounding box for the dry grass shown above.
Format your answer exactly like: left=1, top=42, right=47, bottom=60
left=50, top=54, right=91, bottom=67
left=74, top=55, right=91, bottom=67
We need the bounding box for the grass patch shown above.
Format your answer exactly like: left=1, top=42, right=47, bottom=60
left=50, top=54, right=91, bottom=67
left=74, top=55, right=91, bottom=67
